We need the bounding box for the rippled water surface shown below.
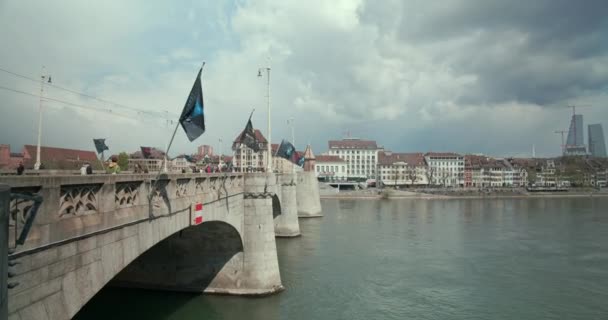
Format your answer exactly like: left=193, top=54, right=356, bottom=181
left=76, top=198, right=608, bottom=320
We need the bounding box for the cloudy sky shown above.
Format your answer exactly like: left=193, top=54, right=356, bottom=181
left=1, top=0, right=607, bottom=158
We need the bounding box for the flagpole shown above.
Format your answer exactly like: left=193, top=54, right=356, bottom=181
left=149, top=62, right=205, bottom=208
left=99, top=151, right=105, bottom=171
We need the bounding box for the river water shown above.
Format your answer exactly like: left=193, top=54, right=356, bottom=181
left=76, top=198, right=608, bottom=320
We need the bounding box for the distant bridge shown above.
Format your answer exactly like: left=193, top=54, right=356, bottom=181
left=0, top=171, right=322, bottom=319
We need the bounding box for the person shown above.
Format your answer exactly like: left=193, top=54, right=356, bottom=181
left=86, top=163, right=93, bottom=175
left=205, top=165, right=211, bottom=174
left=80, top=164, right=87, bottom=175
left=16, top=162, right=24, bottom=175
left=106, top=156, right=121, bottom=174
left=134, top=163, right=142, bottom=173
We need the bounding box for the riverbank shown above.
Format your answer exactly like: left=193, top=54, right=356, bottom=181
left=320, top=186, right=608, bottom=200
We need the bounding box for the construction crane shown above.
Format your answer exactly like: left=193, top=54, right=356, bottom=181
left=565, top=105, right=592, bottom=147
left=554, top=130, right=567, bottom=154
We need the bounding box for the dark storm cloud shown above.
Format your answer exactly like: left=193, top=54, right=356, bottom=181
left=369, top=0, right=608, bottom=106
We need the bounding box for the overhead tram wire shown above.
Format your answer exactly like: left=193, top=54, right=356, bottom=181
left=0, top=85, right=135, bottom=120
left=0, top=66, right=179, bottom=120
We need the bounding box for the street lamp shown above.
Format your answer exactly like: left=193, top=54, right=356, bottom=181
left=287, top=117, right=295, bottom=174
left=258, top=64, right=271, bottom=172
left=34, top=66, right=52, bottom=170
left=218, top=138, right=223, bottom=169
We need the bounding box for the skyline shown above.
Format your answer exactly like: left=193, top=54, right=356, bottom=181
left=1, top=1, right=608, bottom=158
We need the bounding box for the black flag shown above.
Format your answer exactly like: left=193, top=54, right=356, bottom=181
left=276, top=140, right=296, bottom=160
left=179, top=68, right=206, bottom=141
left=241, top=118, right=260, bottom=152
left=140, top=146, right=152, bottom=159
left=93, top=139, right=109, bottom=154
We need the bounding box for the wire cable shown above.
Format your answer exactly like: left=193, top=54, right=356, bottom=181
left=0, top=85, right=137, bottom=120
left=0, top=67, right=179, bottom=120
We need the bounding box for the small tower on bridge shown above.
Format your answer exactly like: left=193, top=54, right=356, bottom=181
left=303, top=144, right=316, bottom=172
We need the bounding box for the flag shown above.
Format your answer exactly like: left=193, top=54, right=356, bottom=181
left=276, top=140, right=296, bottom=160
left=140, top=146, right=152, bottom=159
left=93, top=139, right=109, bottom=154
left=241, top=118, right=260, bottom=152
left=179, top=68, right=206, bottom=141
left=294, top=152, right=305, bottom=167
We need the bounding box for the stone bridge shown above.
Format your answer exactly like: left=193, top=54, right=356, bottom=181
left=0, top=171, right=321, bottom=320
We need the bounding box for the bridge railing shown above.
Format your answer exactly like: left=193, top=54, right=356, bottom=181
left=0, top=173, right=244, bottom=255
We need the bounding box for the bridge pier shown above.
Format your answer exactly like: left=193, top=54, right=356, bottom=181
left=296, top=171, right=323, bottom=218
left=273, top=173, right=300, bottom=237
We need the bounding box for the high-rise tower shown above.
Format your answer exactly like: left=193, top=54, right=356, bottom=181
left=588, top=124, right=607, bottom=158
left=564, top=114, right=587, bottom=156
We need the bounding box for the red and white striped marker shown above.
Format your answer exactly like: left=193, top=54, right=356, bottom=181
left=193, top=202, right=203, bottom=225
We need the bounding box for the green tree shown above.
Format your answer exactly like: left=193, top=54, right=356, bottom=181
left=117, top=152, right=129, bottom=170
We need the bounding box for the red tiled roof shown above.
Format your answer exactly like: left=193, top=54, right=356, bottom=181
left=328, top=139, right=378, bottom=150
left=233, top=129, right=268, bottom=144
left=378, top=152, right=425, bottom=166
left=315, top=155, right=345, bottom=163
left=130, top=148, right=166, bottom=160
left=425, top=152, right=462, bottom=157
left=23, top=145, right=98, bottom=164
left=303, top=144, right=315, bottom=159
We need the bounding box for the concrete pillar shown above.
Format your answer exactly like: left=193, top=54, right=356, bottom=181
left=273, top=173, right=300, bottom=237
left=241, top=173, right=283, bottom=293
left=0, top=184, right=8, bottom=320
left=296, top=171, right=322, bottom=218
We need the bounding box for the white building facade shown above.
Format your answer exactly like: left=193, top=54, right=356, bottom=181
left=377, top=152, right=428, bottom=187
left=232, top=129, right=269, bottom=172
left=327, top=138, right=382, bottom=180
left=424, top=152, right=465, bottom=187
left=315, top=155, right=347, bottom=181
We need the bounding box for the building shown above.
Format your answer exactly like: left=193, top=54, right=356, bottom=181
left=377, top=152, right=427, bottom=187
left=302, top=145, right=316, bottom=172
left=170, top=155, right=194, bottom=172
left=327, top=138, right=382, bottom=180
left=129, top=147, right=165, bottom=172
left=232, top=128, right=269, bottom=172
left=4, top=145, right=98, bottom=169
left=315, top=155, right=347, bottom=181
left=564, top=114, right=587, bottom=156
left=0, top=144, right=25, bottom=169
left=588, top=124, right=607, bottom=158
left=424, top=152, right=465, bottom=187
left=197, top=145, right=214, bottom=157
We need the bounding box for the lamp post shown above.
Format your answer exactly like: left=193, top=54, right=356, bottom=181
left=218, top=138, right=223, bottom=169
left=163, top=111, right=170, bottom=173
left=258, top=63, right=271, bottom=173
left=287, top=117, right=295, bottom=174
left=34, top=67, right=51, bottom=170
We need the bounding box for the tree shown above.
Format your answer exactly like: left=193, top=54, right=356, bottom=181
left=407, top=166, right=418, bottom=186
left=424, top=167, right=435, bottom=186
left=117, top=152, right=129, bottom=171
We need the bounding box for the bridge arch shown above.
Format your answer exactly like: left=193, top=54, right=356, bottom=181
left=272, top=194, right=282, bottom=218
left=109, top=220, right=244, bottom=293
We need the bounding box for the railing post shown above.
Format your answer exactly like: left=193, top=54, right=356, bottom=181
left=0, top=184, right=9, bottom=320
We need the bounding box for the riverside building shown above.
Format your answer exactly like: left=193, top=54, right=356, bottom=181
left=327, top=138, right=382, bottom=180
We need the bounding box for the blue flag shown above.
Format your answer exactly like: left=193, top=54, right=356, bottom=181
left=179, top=68, right=206, bottom=141
left=276, top=139, right=296, bottom=159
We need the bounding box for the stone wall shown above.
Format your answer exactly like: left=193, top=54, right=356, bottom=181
left=0, top=173, right=256, bottom=319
